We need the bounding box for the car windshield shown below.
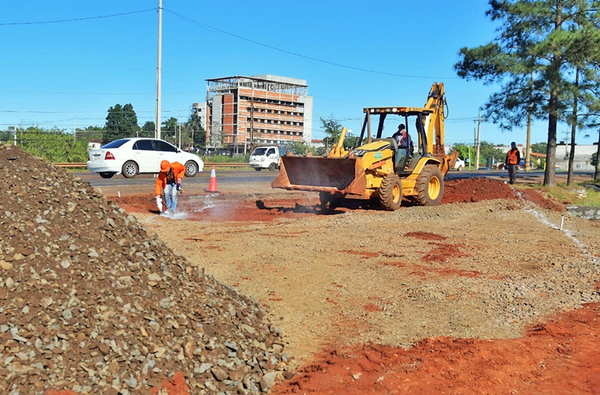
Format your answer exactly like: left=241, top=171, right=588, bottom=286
left=101, top=139, right=130, bottom=149
left=252, top=148, right=268, bottom=156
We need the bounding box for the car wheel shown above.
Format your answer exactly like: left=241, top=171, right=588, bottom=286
left=185, top=161, right=198, bottom=177
left=122, top=161, right=138, bottom=178
left=268, top=163, right=277, bottom=171
left=99, top=172, right=115, bottom=179
left=255, top=168, right=262, bottom=171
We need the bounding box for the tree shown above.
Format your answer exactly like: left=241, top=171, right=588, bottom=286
left=451, top=143, right=472, bottom=162
left=140, top=121, right=155, bottom=138
left=455, top=0, right=600, bottom=187
left=104, top=103, right=139, bottom=143
left=320, top=116, right=343, bottom=150
left=186, top=114, right=206, bottom=148
left=532, top=142, right=548, bottom=154
left=19, top=127, right=88, bottom=162
left=479, top=141, right=505, bottom=165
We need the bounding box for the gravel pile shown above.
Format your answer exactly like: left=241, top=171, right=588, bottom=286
left=0, top=145, right=290, bottom=394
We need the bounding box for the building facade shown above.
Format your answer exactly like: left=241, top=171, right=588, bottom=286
left=200, top=75, right=313, bottom=153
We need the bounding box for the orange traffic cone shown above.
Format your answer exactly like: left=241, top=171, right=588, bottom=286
left=207, top=165, right=219, bottom=193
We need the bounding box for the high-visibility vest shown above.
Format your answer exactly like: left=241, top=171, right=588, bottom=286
left=507, top=149, right=519, bottom=165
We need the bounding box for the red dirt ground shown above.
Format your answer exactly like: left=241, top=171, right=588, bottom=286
left=111, top=179, right=565, bottom=222
left=101, top=179, right=586, bottom=395
left=271, top=303, right=600, bottom=395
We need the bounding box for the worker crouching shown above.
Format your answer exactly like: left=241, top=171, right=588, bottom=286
left=155, top=160, right=185, bottom=214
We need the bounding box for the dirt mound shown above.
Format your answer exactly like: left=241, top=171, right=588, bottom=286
left=442, top=177, right=516, bottom=203
left=271, top=303, right=600, bottom=394
left=0, top=145, right=289, bottom=394
left=442, top=178, right=566, bottom=211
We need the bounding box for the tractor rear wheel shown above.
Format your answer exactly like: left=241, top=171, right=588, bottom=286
left=379, top=173, right=403, bottom=210
left=416, top=164, right=444, bottom=206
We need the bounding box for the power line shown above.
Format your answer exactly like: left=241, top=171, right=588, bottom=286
left=0, top=8, right=155, bottom=26
left=163, top=8, right=458, bottom=81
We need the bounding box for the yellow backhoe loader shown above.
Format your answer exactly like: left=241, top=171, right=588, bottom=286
left=271, top=82, right=458, bottom=210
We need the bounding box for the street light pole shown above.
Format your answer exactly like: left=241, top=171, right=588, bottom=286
left=155, top=0, right=163, bottom=140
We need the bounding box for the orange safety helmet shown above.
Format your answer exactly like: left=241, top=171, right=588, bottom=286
left=160, top=160, right=171, bottom=172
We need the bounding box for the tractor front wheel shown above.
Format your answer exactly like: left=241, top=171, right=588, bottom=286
left=416, top=164, right=444, bottom=206
left=379, top=173, right=403, bottom=211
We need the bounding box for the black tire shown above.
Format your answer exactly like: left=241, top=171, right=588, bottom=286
left=122, top=161, right=138, bottom=178
left=378, top=173, right=403, bottom=211
left=268, top=162, right=277, bottom=171
left=416, top=164, right=444, bottom=206
left=254, top=168, right=262, bottom=171
left=185, top=161, right=198, bottom=177
left=99, top=172, right=115, bottom=179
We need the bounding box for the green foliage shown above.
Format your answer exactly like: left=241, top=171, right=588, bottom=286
left=479, top=141, right=505, bottom=164
left=345, top=135, right=361, bottom=150
left=140, top=121, right=155, bottom=138
left=104, top=103, right=139, bottom=143
left=186, top=114, right=206, bottom=148
left=0, top=130, right=13, bottom=143
left=162, top=117, right=178, bottom=132
left=531, top=142, right=547, bottom=154
left=451, top=143, right=472, bottom=162
left=454, top=0, right=600, bottom=186
left=320, top=116, right=343, bottom=148
left=17, top=127, right=88, bottom=162
left=593, top=152, right=597, bottom=167
left=74, top=126, right=104, bottom=143
left=290, top=141, right=312, bottom=156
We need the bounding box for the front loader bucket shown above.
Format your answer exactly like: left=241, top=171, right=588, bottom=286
left=271, top=156, right=367, bottom=196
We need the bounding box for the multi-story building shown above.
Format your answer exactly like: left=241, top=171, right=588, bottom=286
left=199, top=75, right=313, bottom=153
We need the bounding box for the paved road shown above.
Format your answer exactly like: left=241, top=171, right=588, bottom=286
left=74, top=169, right=594, bottom=190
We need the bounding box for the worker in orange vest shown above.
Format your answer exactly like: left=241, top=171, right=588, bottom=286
left=155, top=160, right=185, bottom=213
left=505, top=142, right=521, bottom=185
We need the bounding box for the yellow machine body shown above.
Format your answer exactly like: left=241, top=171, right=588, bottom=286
left=272, top=82, right=457, bottom=210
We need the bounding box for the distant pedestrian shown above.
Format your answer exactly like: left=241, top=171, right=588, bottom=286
left=155, top=160, right=185, bottom=214
left=505, top=142, right=521, bottom=184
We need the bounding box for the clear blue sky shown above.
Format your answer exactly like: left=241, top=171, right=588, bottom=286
left=1, top=0, right=587, bottom=146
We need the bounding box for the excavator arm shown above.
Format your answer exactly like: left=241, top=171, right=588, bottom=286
left=422, top=82, right=447, bottom=156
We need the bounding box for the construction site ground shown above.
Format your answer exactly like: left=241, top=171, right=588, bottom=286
left=104, top=175, right=600, bottom=394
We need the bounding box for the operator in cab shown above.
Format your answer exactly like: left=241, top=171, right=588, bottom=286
left=392, top=124, right=414, bottom=168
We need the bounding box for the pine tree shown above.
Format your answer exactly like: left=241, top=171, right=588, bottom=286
left=455, top=0, right=600, bottom=186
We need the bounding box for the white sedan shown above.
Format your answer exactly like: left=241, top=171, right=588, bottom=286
left=87, top=138, right=204, bottom=178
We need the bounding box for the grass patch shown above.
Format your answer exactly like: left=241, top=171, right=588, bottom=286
left=519, top=182, right=600, bottom=207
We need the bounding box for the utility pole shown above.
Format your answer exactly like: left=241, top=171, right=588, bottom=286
left=178, top=120, right=182, bottom=149
left=474, top=110, right=484, bottom=170
left=155, top=0, right=163, bottom=140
